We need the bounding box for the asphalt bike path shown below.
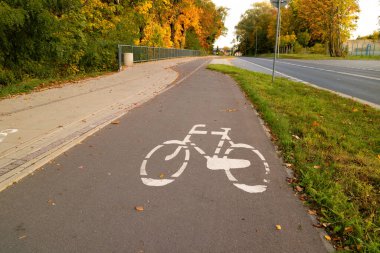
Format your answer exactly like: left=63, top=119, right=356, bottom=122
left=233, top=57, right=380, bottom=106
left=0, top=59, right=330, bottom=252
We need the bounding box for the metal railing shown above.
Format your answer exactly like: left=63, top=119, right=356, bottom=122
left=118, top=45, right=201, bottom=70
left=344, top=40, right=380, bottom=56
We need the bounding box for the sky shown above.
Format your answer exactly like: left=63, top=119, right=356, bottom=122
left=212, top=0, right=380, bottom=48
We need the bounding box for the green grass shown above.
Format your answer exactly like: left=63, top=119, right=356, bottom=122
left=0, top=71, right=109, bottom=99
left=208, top=64, right=380, bottom=252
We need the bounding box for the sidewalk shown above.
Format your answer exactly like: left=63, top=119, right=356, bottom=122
left=0, top=57, right=200, bottom=191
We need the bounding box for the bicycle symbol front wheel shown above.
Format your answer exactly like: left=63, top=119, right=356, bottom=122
left=224, top=144, right=270, bottom=193
left=140, top=141, right=190, bottom=186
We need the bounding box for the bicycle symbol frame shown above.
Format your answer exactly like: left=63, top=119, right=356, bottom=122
left=140, top=124, right=270, bottom=193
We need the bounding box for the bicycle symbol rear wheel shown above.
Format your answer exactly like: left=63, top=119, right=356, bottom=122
left=140, top=141, right=190, bottom=186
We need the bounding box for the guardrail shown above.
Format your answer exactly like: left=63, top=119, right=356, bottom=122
left=118, top=45, right=201, bottom=70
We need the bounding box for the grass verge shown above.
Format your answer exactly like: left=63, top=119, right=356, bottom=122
left=256, top=53, right=380, bottom=61
left=0, top=71, right=110, bottom=99
left=208, top=64, right=380, bottom=252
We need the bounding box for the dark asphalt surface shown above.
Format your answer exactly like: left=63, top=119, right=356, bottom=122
left=0, top=59, right=328, bottom=252
left=233, top=57, right=380, bottom=105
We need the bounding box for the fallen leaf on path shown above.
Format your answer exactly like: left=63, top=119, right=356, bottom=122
left=78, top=165, right=84, bottom=169
left=111, top=120, right=120, bottom=125
left=159, top=173, right=165, bottom=179
left=18, top=235, right=27, bottom=240
left=275, top=225, right=282, bottom=230
left=308, top=210, right=317, bottom=215
left=285, top=163, right=292, bottom=168
left=295, top=185, right=304, bottom=192
left=135, top=206, right=144, bottom=212
left=47, top=199, right=56, bottom=206
left=324, top=235, right=331, bottom=241
left=220, top=108, right=237, bottom=112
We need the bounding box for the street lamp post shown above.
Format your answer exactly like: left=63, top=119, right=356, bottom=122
left=270, top=0, right=287, bottom=83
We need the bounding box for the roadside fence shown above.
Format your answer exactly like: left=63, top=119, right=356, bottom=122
left=118, top=45, right=201, bottom=70
left=344, top=40, right=380, bottom=56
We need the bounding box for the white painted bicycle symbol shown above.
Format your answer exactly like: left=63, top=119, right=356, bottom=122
left=140, top=124, right=270, bottom=193
left=0, top=129, right=18, bottom=143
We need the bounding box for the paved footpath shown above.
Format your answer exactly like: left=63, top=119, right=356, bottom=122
left=0, top=58, right=332, bottom=252
left=0, top=57, right=199, bottom=191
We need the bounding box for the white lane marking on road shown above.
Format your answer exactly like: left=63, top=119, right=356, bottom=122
left=0, top=129, right=18, bottom=143
left=237, top=58, right=380, bottom=109
left=253, top=150, right=265, bottom=161
left=254, top=58, right=380, bottom=81
left=237, top=58, right=301, bottom=81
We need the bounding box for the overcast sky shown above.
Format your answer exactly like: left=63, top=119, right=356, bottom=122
left=212, top=0, right=380, bottom=48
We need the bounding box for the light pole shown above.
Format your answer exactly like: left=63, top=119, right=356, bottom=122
left=270, top=0, right=287, bottom=83
left=255, top=27, right=258, bottom=57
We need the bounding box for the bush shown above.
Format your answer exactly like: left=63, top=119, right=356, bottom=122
left=310, top=43, right=326, bottom=54
left=0, top=69, right=17, bottom=86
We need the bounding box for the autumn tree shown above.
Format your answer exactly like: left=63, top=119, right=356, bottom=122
left=294, top=0, right=359, bottom=56
left=235, top=2, right=275, bottom=55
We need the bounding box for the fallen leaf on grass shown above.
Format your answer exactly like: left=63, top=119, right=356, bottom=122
left=275, top=225, right=282, bottom=230
left=352, top=108, right=358, bottom=112
left=313, top=165, right=321, bottom=169
left=308, top=210, right=317, bottom=215
left=295, top=185, right=304, bottom=192
left=299, top=194, right=308, bottom=201
left=111, top=120, right=120, bottom=125
left=292, top=134, right=300, bottom=140
left=344, top=226, right=353, bottom=233
left=377, top=154, right=380, bottom=160
left=312, top=121, right=320, bottom=127
left=285, top=163, right=292, bottom=168
left=135, top=206, right=144, bottom=212
left=324, top=235, right=331, bottom=241
left=322, top=223, right=331, bottom=228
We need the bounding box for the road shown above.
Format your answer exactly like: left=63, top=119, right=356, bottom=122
left=0, top=59, right=329, bottom=252
left=232, top=57, right=380, bottom=106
